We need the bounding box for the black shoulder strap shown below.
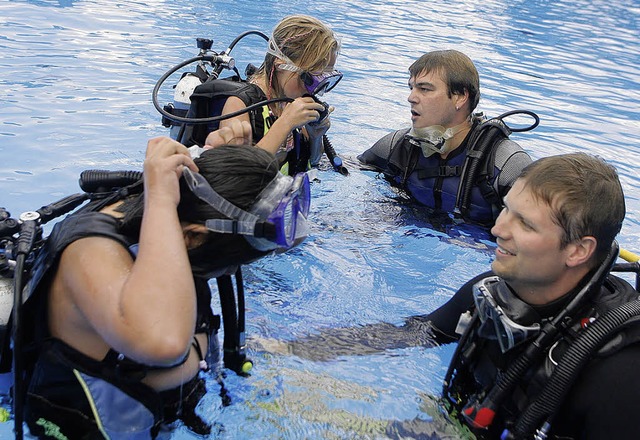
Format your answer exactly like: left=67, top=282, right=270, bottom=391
left=24, top=213, right=131, bottom=304
left=454, top=117, right=511, bottom=219
left=454, top=110, right=540, bottom=220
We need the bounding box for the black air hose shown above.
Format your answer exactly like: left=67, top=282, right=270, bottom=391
left=79, top=170, right=143, bottom=193
left=512, top=300, right=640, bottom=437
left=12, top=217, right=40, bottom=440
left=612, top=261, right=640, bottom=291
left=323, top=135, right=348, bottom=175
left=36, top=193, right=89, bottom=223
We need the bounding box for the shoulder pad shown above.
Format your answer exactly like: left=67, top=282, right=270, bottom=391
left=358, top=128, right=411, bottom=171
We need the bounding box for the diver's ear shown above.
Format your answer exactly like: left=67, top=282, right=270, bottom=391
left=453, top=89, right=470, bottom=112
left=565, top=236, right=597, bottom=268
left=183, top=223, right=209, bottom=250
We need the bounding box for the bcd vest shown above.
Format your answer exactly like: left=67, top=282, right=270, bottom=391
left=21, top=211, right=219, bottom=437
left=177, top=77, right=269, bottom=147
left=360, top=116, right=524, bottom=225
left=444, top=275, right=640, bottom=439
left=177, top=78, right=310, bottom=175
left=398, top=133, right=497, bottom=223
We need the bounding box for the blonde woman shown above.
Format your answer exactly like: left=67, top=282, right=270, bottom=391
left=217, top=15, right=342, bottom=174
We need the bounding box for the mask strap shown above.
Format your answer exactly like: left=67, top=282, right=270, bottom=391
left=182, top=168, right=260, bottom=235
left=266, top=38, right=296, bottom=66
left=182, top=168, right=289, bottom=238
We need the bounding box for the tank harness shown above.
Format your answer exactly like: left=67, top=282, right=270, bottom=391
left=363, top=110, right=538, bottom=224
left=166, top=71, right=315, bottom=176
left=442, top=242, right=640, bottom=439
left=0, top=169, right=252, bottom=439
left=453, top=110, right=538, bottom=219
left=154, top=35, right=349, bottom=176
left=171, top=75, right=269, bottom=148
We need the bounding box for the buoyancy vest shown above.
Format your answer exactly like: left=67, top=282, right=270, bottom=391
left=402, top=134, right=496, bottom=222
left=22, top=211, right=218, bottom=438
left=178, top=77, right=269, bottom=148
left=178, top=77, right=311, bottom=175
left=358, top=117, right=530, bottom=225
left=444, top=274, right=640, bottom=439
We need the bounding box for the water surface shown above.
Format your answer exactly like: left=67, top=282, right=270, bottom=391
left=1, top=0, right=639, bottom=438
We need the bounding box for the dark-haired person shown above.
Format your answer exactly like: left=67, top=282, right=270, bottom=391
left=269, top=153, right=640, bottom=439
left=358, top=50, right=531, bottom=226
left=22, top=122, right=310, bottom=439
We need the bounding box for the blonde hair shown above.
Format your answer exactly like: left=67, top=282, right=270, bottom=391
left=257, top=15, right=339, bottom=99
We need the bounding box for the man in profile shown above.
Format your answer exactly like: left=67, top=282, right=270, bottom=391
left=359, top=50, right=532, bottom=226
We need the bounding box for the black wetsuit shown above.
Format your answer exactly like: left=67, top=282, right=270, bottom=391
left=410, top=271, right=640, bottom=439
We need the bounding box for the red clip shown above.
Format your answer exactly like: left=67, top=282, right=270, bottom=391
left=580, top=317, right=595, bottom=329
left=463, top=405, right=496, bottom=428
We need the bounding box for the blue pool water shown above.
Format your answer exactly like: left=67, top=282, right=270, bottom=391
left=1, top=0, right=639, bottom=438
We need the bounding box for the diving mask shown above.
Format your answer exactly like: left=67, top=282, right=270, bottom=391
left=268, top=37, right=342, bottom=96
left=183, top=168, right=310, bottom=252
left=472, top=276, right=541, bottom=353
left=405, top=119, right=470, bottom=157
left=299, top=69, right=342, bottom=96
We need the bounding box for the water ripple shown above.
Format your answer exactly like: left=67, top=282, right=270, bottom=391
left=1, top=0, right=639, bottom=438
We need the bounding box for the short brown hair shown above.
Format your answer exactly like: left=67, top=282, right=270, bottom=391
left=517, top=152, right=625, bottom=265
left=409, top=50, right=480, bottom=112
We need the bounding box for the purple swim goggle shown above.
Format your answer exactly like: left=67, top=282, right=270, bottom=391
left=183, top=168, right=310, bottom=251
left=268, top=38, right=342, bottom=96
left=298, top=69, right=343, bottom=96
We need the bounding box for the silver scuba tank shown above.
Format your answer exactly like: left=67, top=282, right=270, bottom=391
left=0, top=276, right=12, bottom=328
left=169, top=73, right=204, bottom=141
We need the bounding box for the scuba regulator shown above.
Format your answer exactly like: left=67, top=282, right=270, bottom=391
left=152, top=32, right=348, bottom=175
left=153, top=31, right=290, bottom=134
